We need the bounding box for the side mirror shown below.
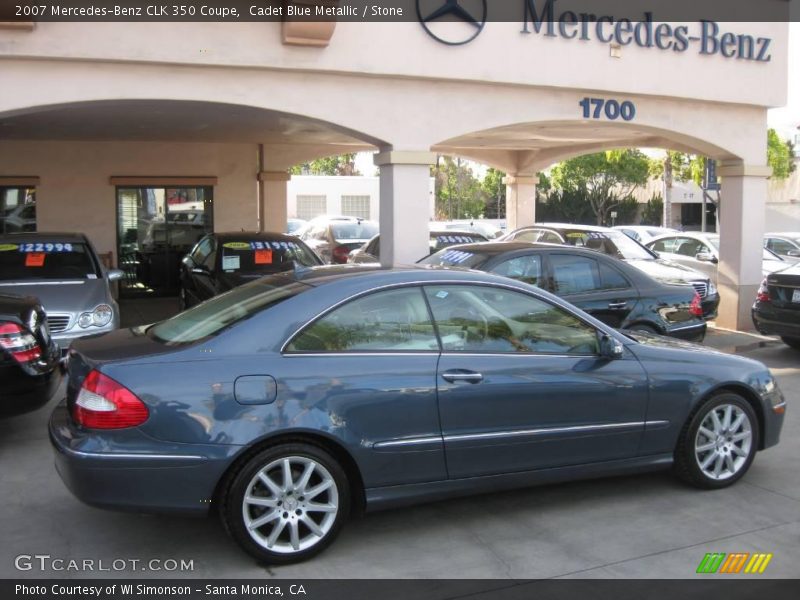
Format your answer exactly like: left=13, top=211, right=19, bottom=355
left=696, top=252, right=717, bottom=264
left=788, top=249, right=800, bottom=258
left=599, top=333, right=624, bottom=360
left=107, top=269, right=124, bottom=282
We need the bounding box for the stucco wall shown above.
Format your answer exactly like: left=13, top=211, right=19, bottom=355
left=0, top=141, right=258, bottom=264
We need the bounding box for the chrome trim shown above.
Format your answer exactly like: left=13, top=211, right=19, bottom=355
left=373, top=436, right=443, bottom=449
left=664, top=322, right=706, bottom=332
left=0, top=281, right=85, bottom=286
left=644, top=420, right=670, bottom=429
left=60, top=448, right=206, bottom=461
left=283, top=352, right=438, bottom=357
left=443, top=421, right=645, bottom=443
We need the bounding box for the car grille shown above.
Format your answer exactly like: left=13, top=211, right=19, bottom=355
left=46, top=314, right=71, bottom=333
left=690, top=281, right=708, bottom=299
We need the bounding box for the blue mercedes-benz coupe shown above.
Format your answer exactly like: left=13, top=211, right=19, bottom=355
left=49, top=266, right=786, bottom=564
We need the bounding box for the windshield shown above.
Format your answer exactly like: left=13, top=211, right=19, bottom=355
left=561, top=229, right=656, bottom=260
left=430, top=233, right=487, bottom=253
left=331, top=221, right=378, bottom=240
left=148, top=278, right=307, bottom=344
left=220, top=240, right=320, bottom=274
left=420, top=248, right=491, bottom=269
left=0, top=241, right=100, bottom=280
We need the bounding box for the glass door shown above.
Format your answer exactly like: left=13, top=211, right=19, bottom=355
left=117, top=186, right=213, bottom=297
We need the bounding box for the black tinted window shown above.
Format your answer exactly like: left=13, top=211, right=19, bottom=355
left=598, top=262, right=630, bottom=290
left=550, top=254, right=600, bottom=295
left=219, top=239, right=319, bottom=274
left=0, top=241, right=99, bottom=280
left=491, top=255, right=543, bottom=287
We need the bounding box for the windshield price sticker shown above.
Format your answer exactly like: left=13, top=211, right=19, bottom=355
left=25, top=252, right=46, bottom=267
left=254, top=249, right=273, bottom=265
left=17, top=242, right=74, bottom=253
left=223, top=241, right=299, bottom=251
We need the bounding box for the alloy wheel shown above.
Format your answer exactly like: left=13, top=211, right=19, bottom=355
left=694, top=403, right=753, bottom=481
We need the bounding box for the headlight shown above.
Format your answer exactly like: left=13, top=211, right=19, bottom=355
left=708, top=281, right=718, bottom=296
left=78, top=305, right=113, bottom=328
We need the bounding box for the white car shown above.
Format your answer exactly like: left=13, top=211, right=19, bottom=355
left=764, top=232, right=800, bottom=263
left=646, top=232, right=787, bottom=284
left=613, top=225, right=677, bottom=245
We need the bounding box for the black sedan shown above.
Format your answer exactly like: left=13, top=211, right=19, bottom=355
left=421, top=242, right=707, bottom=341
left=1, top=293, right=61, bottom=417
left=179, top=232, right=322, bottom=308
left=50, top=267, right=783, bottom=565
left=752, top=263, right=800, bottom=350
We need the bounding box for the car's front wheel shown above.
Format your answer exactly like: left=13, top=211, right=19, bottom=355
left=780, top=336, right=800, bottom=351
left=221, top=443, right=350, bottom=564
left=674, top=393, right=759, bottom=489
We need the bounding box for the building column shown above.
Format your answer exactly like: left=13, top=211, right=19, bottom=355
left=258, top=171, right=289, bottom=233
left=374, top=150, right=436, bottom=266
left=503, top=174, right=538, bottom=231
left=716, top=163, right=772, bottom=331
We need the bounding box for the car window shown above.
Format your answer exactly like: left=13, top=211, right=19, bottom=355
left=191, top=238, right=213, bottom=264
left=219, top=239, right=319, bottom=274
left=512, top=230, right=540, bottom=243
left=424, top=285, right=598, bottom=355
left=538, top=230, right=564, bottom=244
left=490, top=254, right=543, bottom=287
left=330, top=222, right=379, bottom=241
left=650, top=237, right=677, bottom=253
left=768, top=238, right=795, bottom=254
left=286, top=287, right=438, bottom=353
left=550, top=254, right=602, bottom=295
left=598, top=261, right=631, bottom=290
left=430, top=233, right=486, bottom=253
left=673, top=237, right=705, bottom=257
left=0, top=241, right=101, bottom=280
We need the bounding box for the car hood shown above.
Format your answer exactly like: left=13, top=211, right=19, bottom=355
left=0, top=279, right=111, bottom=314
left=625, top=258, right=705, bottom=284
left=763, top=260, right=789, bottom=275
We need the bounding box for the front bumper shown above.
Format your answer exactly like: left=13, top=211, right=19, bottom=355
left=48, top=402, right=240, bottom=515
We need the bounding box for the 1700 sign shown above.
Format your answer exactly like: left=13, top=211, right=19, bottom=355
left=579, top=98, right=636, bottom=121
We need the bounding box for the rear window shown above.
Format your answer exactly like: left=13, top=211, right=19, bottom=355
left=430, top=234, right=487, bottom=253
left=0, top=241, right=100, bottom=280
left=563, top=230, right=654, bottom=260
left=220, top=240, right=319, bottom=274
left=420, top=248, right=490, bottom=269
left=147, top=279, right=307, bottom=344
left=331, top=222, right=378, bottom=240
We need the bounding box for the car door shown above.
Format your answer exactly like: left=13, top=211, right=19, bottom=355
left=425, top=284, right=649, bottom=479
left=548, top=253, right=638, bottom=328
left=181, top=237, right=214, bottom=306
left=282, top=286, right=446, bottom=486
left=192, top=237, right=218, bottom=302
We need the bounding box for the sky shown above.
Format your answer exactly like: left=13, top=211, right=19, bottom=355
left=354, top=23, right=800, bottom=178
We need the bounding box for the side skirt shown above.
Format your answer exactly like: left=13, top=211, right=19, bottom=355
left=365, top=454, right=674, bottom=512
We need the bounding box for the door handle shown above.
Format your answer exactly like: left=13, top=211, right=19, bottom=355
left=607, top=301, right=627, bottom=309
left=442, top=370, right=483, bottom=384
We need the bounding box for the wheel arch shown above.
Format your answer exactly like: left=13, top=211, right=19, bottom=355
left=212, top=430, right=366, bottom=516
left=692, top=383, right=766, bottom=450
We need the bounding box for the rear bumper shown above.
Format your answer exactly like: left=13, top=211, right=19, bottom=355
left=48, top=402, right=240, bottom=515
left=701, top=293, right=720, bottom=320
left=0, top=362, right=61, bottom=417
left=665, top=321, right=707, bottom=342
left=752, top=304, right=800, bottom=339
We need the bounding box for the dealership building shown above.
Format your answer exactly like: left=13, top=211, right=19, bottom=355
left=0, top=9, right=789, bottom=330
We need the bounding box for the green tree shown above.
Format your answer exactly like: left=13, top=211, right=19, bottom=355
left=550, top=149, right=651, bottom=225
left=640, top=193, right=664, bottom=226
left=481, top=167, right=506, bottom=219
left=434, top=156, right=485, bottom=220
left=290, top=153, right=360, bottom=176
left=768, top=128, right=795, bottom=180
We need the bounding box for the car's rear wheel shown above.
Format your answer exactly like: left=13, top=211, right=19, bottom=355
left=780, top=336, right=800, bottom=351
left=221, top=443, right=349, bottom=564
left=674, top=393, right=758, bottom=489
left=626, top=323, right=660, bottom=335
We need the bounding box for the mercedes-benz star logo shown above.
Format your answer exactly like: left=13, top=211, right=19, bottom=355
left=416, top=0, right=488, bottom=46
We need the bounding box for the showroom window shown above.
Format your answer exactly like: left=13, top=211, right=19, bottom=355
left=287, top=287, right=438, bottom=353
left=296, top=195, right=327, bottom=221
left=341, top=195, right=371, bottom=220
left=0, top=187, right=36, bottom=234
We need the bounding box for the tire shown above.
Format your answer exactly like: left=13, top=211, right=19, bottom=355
left=626, top=323, right=659, bottom=335
left=674, top=393, right=759, bottom=489
left=221, top=443, right=350, bottom=565
left=780, top=337, right=800, bottom=351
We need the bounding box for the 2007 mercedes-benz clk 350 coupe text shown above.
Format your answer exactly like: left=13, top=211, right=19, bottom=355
left=49, top=267, right=786, bottom=564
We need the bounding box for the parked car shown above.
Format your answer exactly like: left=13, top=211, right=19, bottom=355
left=764, top=232, right=800, bottom=263
left=420, top=242, right=707, bottom=341
left=286, top=218, right=307, bottom=235
left=613, top=225, right=677, bottom=245
left=50, top=266, right=784, bottom=564
left=646, top=232, right=787, bottom=284
left=0, top=233, right=123, bottom=352
left=296, top=216, right=379, bottom=264
left=179, top=232, right=323, bottom=308
left=434, top=220, right=504, bottom=239
left=349, top=230, right=488, bottom=264
left=1, top=293, right=61, bottom=417
left=752, top=262, right=800, bottom=350
left=500, top=224, right=720, bottom=319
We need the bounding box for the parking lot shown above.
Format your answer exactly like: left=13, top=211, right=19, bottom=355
left=1, top=314, right=797, bottom=580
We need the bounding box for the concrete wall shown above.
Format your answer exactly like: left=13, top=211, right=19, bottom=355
left=0, top=141, right=258, bottom=264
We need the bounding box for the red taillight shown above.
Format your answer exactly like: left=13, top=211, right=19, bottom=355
left=689, top=292, right=703, bottom=317
left=72, top=369, right=149, bottom=429
left=0, top=322, right=42, bottom=364
left=332, top=245, right=351, bottom=264
left=756, top=278, right=771, bottom=303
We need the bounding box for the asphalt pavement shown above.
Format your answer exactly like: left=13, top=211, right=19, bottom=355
left=1, top=325, right=797, bottom=579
